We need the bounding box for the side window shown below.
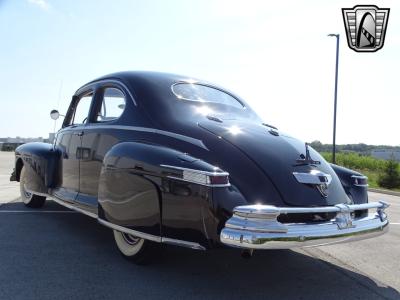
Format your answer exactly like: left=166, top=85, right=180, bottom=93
left=97, top=88, right=125, bottom=122
left=72, top=92, right=93, bottom=125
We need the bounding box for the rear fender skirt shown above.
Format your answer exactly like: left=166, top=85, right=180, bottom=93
left=98, top=141, right=223, bottom=249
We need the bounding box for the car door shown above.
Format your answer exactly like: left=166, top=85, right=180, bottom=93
left=53, top=91, right=94, bottom=203
left=77, top=86, right=126, bottom=207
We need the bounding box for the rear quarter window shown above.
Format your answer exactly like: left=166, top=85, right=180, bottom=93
left=171, top=83, right=244, bottom=109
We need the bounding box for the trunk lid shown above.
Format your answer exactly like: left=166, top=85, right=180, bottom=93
left=199, top=120, right=350, bottom=207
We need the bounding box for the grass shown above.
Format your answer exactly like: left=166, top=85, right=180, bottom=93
left=320, top=152, right=400, bottom=192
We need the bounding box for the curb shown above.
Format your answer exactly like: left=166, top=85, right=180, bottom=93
left=368, top=188, right=400, bottom=197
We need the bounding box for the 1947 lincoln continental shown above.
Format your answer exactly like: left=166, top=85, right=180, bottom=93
left=11, top=71, right=389, bottom=263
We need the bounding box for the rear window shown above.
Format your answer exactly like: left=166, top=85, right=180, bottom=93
left=172, top=83, right=244, bottom=109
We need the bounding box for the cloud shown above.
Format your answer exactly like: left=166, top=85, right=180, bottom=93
left=28, top=0, right=49, bottom=11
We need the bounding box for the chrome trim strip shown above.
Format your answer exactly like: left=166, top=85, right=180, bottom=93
left=99, top=219, right=206, bottom=249
left=26, top=191, right=208, bottom=249
left=164, top=176, right=231, bottom=187
left=160, top=164, right=231, bottom=187
left=67, top=125, right=208, bottom=150
left=220, top=201, right=389, bottom=249
left=24, top=189, right=98, bottom=218
left=98, top=219, right=162, bottom=243
left=49, top=196, right=97, bottom=219
left=293, top=170, right=332, bottom=185
left=28, top=190, right=207, bottom=249
left=351, top=175, right=369, bottom=187
left=160, top=164, right=229, bottom=176
left=351, top=175, right=368, bottom=179
left=161, top=237, right=206, bottom=250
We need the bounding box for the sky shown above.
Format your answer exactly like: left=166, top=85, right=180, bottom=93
left=0, top=0, right=398, bottom=145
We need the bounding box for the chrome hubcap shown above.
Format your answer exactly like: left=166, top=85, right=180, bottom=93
left=23, top=186, right=32, bottom=199
left=121, top=233, right=141, bottom=245
left=21, top=182, right=32, bottom=200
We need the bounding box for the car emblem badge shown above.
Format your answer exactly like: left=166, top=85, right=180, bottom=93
left=316, top=183, right=329, bottom=198
left=293, top=170, right=332, bottom=198
left=342, top=5, right=390, bottom=52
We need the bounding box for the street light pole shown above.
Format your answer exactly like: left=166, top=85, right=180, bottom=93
left=328, top=34, right=340, bottom=164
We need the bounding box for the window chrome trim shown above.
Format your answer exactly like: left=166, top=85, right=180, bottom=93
left=171, top=82, right=245, bottom=108
left=95, top=87, right=127, bottom=124
left=71, top=91, right=95, bottom=126
left=76, top=79, right=137, bottom=106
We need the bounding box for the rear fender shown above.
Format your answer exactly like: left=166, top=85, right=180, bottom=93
left=98, top=141, right=223, bottom=248
left=331, top=164, right=368, bottom=204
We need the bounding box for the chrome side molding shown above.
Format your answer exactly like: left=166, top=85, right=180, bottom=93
left=27, top=191, right=98, bottom=219
left=162, top=237, right=206, bottom=250
left=98, top=219, right=162, bottom=243
left=99, top=219, right=206, bottom=250
left=160, top=164, right=231, bottom=187
left=41, top=194, right=206, bottom=251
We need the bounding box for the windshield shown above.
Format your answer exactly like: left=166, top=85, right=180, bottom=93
left=171, top=83, right=244, bottom=109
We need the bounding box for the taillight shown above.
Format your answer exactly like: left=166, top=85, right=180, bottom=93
left=351, top=175, right=368, bottom=187
left=209, top=174, right=229, bottom=185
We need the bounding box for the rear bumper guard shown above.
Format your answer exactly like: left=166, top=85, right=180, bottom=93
left=220, top=201, right=389, bottom=249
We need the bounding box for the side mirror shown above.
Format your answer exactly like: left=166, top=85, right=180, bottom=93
left=50, top=109, right=60, bottom=120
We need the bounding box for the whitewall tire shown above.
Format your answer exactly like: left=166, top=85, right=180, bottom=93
left=113, top=230, right=151, bottom=264
left=20, top=166, right=46, bottom=208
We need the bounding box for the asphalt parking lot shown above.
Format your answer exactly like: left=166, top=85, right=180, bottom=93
left=0, top=151, right=399, bottom=300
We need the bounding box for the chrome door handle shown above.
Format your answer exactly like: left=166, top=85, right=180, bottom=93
left=74, top=131, right=84, bottom=136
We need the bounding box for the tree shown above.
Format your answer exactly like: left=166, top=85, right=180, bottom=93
left=378, top=158, right=400, bottom=189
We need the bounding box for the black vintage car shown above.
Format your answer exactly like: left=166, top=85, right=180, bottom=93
left=11, top=71, right=389, bottom=263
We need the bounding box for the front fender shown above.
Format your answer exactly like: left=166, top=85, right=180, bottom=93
left=15, top=142, right=61, bottom=194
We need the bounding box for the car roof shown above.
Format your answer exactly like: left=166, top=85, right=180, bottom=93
left=78, top=71, right=260, bottom=130
left=88, top=71, right=200, bottom=86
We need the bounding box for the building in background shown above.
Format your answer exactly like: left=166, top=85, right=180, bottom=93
left=0, top=133, right=55, bottom=151
left=371, top=149, right=400, bottom=161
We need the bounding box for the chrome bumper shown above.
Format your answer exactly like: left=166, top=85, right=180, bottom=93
left=220, top=201, right=389, bottom=249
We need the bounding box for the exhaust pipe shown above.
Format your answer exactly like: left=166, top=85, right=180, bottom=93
left=241, top=249, right=254, bottom=259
